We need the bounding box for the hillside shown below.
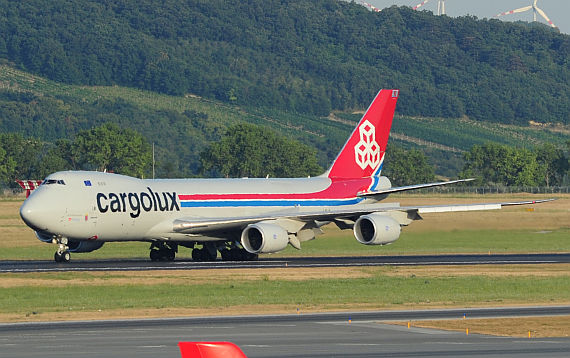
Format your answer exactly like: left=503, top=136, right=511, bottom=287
left=1, top=0, right=569, bottom=124
left=1, top=65, right=566, bottom=178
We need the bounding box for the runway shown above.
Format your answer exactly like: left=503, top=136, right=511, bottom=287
left=1, top=253, right=569, bottom=273
left=1, top=307, right=569, bottom=358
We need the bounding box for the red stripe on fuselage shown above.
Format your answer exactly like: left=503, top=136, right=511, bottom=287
left=178, top=178, right=372, bottom=201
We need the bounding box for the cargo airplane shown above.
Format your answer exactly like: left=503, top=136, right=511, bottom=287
left=20, top=89, right=550, bottom=262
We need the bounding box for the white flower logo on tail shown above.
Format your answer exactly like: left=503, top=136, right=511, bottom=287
left=354, top=120, right=380, bottom=170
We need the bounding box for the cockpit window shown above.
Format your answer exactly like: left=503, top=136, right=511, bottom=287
left=42, top=179, right=66, bottom=185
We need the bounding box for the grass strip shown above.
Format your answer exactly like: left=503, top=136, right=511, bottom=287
left=386, top=316, right=570, bottom=338
left=1, top=228, right=568, bottom=260
left=2, top=274, right=569, bottom=316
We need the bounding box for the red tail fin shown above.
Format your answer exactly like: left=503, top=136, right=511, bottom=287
left=326, top=89, right=399, bottom=179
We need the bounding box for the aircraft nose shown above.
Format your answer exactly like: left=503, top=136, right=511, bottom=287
left=20, top=196, right=50, bottom=231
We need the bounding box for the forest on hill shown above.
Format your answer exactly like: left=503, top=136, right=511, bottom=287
left=1, top=0, right=569, bottom=124
left=1, top=66, right=568, bottom=188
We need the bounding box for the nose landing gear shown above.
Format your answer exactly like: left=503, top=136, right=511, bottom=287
left=53, top=237, right=71, bottom=263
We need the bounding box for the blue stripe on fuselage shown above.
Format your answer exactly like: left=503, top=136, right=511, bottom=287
left=180, top=198, right=363, bottom=208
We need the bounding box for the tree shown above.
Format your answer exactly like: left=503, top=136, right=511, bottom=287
left=200, top=123, right=323, bottom=178
left=36, top=139, right=76, bottom=178
left=73, top=123, right=152, bottom=177
left=383, top=145, right=435, bottom=186
left=0, top=133, right=43, bottom=185
left=460, top=143, right=541, bottom=186
left=535, top=143, right=569, bottom=187
left=2, top=1, right=568, bottom=123
left=0, top=145, right=16, bottom=186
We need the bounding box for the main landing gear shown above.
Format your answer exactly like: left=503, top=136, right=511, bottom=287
left=149, top=242, right=177, bottom=262
left=148, top=242, right=259, bottom=262
left=191, top=243, right=258, bottom=262
left=53, top=237, right=71, bottom=263
left=220, top=248, right=258, bottom=261
left=191, top=242, right=218, bottom=262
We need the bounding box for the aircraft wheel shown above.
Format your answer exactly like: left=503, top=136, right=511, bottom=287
left=229, top=248, right=241, bottom=261
left=221, top=250, right=231, bottom=261
left=191, top=248, right=202, bottom=261
left=203, top=249, right=216, bottom=261
left=150, top=249, right=160, bottom=261
left=55, top=251, right=71, bottom=263
left=233, top=248, right=257, bottom=261
left=166, top=250, right=175, bottom=261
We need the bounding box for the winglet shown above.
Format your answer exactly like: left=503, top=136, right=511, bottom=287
left=326, top=89, right=399, bottom=179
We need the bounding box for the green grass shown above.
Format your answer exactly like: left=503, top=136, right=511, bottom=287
left=273, top=228, right=570, bottom=257
left=1, top=274, right=568, bottom=315
left=0, top=242, right=149, bottom=261
left=2, top=228, right=568, bottom=261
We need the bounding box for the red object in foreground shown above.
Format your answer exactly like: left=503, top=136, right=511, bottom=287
left=178, top=342, right=248, bottom=358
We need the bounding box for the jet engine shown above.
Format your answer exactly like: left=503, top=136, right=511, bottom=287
left=67, top=240, right=105, bottom=253
left=353, top=213, right=401, bottom=245
left=241, top=222, right=289, bottom=254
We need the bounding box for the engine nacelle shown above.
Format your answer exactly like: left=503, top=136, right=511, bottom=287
left=353, top=213, right=401, bottom=245
left=241, top=222, right=289, bottom=254
left=67, top=240, right=105, bottom=253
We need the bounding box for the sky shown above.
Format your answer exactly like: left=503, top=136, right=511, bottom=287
left=364, top=0, right=570, bottom=34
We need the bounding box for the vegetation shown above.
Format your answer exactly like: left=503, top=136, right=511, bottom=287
left=0, top=1, right=569, bottom=183
left=2, top=271, right=569, bottom=320
left=460, top=142, right=569, bottom=186
left=1, top=0, right=568, bottom=123
left=72, top=123, right=151, bottom=177
left=3, top=227, right=568, bottom=261
left=200, top=123, right=322, bottom=178
left=337, top=112, right=570, bottom=152
left=383, top=145, right=435, bottom=186
left=1, top=65, right=568, bottom=184
left=0, top=124, right=152, bottom=185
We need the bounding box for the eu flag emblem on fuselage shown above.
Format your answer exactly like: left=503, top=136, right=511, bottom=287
left=84, top=180, right=92, bottom=187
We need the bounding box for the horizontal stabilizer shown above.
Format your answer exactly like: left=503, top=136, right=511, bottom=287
left=358, top=178, right=475, bottom=196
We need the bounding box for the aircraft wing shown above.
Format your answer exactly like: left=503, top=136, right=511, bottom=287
left=172, top=199, right=555, bottom=234
left=172, top=203, right=403, bottom=234
left=404, top=199, right=555, bottom=214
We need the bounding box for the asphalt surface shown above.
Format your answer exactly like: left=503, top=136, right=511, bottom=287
left=1, top=253, right=569, bottom=273
left=1, top=307, right=569, bottom=358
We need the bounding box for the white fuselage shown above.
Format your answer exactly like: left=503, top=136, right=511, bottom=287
left=20, top=171, right=386, bottom=243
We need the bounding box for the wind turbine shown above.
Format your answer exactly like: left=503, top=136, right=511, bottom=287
left=495, top=0, right=557, bottom=28
left=413, top=0, right=446, bottom=16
